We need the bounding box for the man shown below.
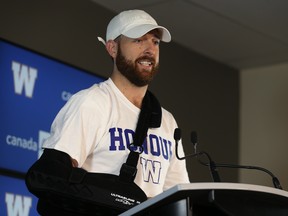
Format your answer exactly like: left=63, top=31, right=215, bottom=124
left=26, top=9, right=189, bottom=214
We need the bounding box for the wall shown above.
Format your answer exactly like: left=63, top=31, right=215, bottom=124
left=240, top=63, right=288, bottom=190
left=150, top=44, right=239, bottom=182
left=0, top=0, right=239, bottom=183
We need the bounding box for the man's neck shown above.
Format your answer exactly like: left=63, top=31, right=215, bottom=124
left=110, top=73, right=148, bottom=108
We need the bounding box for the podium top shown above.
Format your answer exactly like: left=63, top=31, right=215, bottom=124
left=120, top=183, right=288, bottom=216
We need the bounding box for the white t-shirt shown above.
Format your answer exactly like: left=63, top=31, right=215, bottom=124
left=43, top=78, right=189, bottom=197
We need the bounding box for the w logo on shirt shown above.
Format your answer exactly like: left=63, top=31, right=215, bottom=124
left=12, top=61, right=38, bottom=98
left=140, top=157, right=162, bottom=184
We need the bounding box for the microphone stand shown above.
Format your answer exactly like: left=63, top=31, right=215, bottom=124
left=174, top=128, right=221, bottom=182
left=198, top=160, right=282, bottom=190
left=174, top=128, right=283, bottom=190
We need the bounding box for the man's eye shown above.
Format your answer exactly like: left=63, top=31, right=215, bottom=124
left=154, top=40, right=160, bottom=45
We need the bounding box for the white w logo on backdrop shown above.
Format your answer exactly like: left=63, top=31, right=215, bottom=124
left=5, top=193, right=32, bottom=216
left=12, top=61, right=38, bottom=98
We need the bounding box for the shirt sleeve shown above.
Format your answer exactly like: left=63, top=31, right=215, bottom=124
left=42, top=90, right=103, bottom=167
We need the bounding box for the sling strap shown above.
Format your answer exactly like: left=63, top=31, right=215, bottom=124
left=119, top=90, right=162, bottom=182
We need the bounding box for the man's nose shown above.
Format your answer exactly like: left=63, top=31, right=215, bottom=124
left=143, top=41, right=157, bottom=56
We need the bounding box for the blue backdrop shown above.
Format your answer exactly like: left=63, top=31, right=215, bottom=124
left=0, top=39, right=104, bottom=215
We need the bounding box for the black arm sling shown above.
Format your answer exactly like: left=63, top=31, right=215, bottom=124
left=25, top=90, right=162, bottom=216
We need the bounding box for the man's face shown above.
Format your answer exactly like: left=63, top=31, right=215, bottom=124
left=115, top=31, right=160, bottom=87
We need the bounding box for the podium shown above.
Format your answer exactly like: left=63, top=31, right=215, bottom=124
left=119, top=183, right=288, bottom=216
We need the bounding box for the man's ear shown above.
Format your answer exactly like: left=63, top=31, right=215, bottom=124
left=106, top=40, right=118, bottom=59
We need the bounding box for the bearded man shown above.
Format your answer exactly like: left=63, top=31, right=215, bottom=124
left=26, top=9, right=189, bottom=215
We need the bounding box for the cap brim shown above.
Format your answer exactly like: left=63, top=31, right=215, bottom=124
left=122, top=24, right=171, bottom=42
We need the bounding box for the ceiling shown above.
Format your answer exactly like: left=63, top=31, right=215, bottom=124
left=91, top=0, right=288, bottom=70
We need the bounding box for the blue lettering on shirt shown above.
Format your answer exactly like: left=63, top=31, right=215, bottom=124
left=108, top=127, right=172, bottom=160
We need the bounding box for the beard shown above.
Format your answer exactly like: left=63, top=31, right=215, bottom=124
left=115, top=45, right=159, bottom=87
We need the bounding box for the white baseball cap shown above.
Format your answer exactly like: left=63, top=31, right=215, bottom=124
left=98, top=9, right=171, bottom=45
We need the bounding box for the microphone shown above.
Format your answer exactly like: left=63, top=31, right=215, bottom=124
left=174, top=128, right=221, bottom=182
left=174, top=128, right=283, bottom=190
left=190, top=131, right=197, bottom=154
left=174, top=128, right=197, bottom=160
